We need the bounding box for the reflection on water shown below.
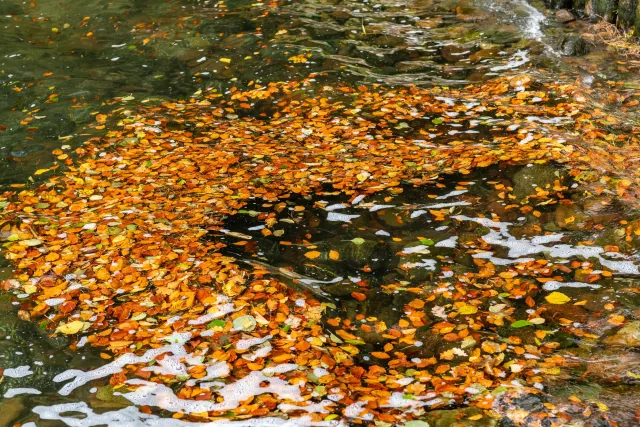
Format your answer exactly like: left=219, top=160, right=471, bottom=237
left=2, top=0, right=640, bottom=425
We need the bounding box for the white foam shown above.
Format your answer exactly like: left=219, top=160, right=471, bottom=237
left=4, top=387, right=41, bottom=398
left=401, top=245, right=430, bottom=255
left=188, top=296, right=237, bottom=325
left=325, top=204, right=347, bottom=211
left=435, top=236, right=458, bottom=248
left=326, top=212, right=360, bottom=223
left=490, top=50, right=529, bottom=72
left=454, top=215, right=640, bottom=274
left=436, top=190, right=467, bottom=199
left=44, top=298, right=66, bottom=306
left=3, top=365, right=33, bottom=378
left=54, top=333, right=192, bottom=396
left=33, top=402, right=346, bottom=426
left=279, top=400, right=332, bottom=414
left=368, top=204, right=395, bottom=212
left=119, top=366, right=302, bottom=413
left=542, top=281, right=601, bottom=291
left=236, top=335, right=273, bottom=351
left=401, top=259, right=437, bottom=271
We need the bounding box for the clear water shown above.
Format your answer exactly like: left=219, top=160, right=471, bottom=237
left=2, top=0, right=640, bottom=425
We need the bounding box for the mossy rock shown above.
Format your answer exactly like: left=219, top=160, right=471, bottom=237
left=512, top=164, right=567, bottom=201
left=421, top=407, right=499, bottom=426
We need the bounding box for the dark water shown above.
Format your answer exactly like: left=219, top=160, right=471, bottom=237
left=2, top=0, right=640, bottom=425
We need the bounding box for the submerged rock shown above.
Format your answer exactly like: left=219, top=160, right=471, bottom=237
left=512, top=164, right=567, bottom=200
left=560, top=34, right=590, bottom=56
left=604, top=321, right=640, bottom=347
left=422, top=407, right=499, bottom=426
left=556, top=9, right=576, bottom=23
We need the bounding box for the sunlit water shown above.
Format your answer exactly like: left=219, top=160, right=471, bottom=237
left=2, top=0, right=640, bottom=425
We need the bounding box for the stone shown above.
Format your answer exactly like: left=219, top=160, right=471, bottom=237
left=416, top=17, right=444, bottom=29
left=440, top=45, right=471, bottom=62
left=423, top=407, right=499, bottom=426
left=556, top=9, right=576, bottom=23
left=395, top=60, right=438, bottom=73
left=604, top=321, right=640, bottom=347
left=0, top=398, right=24, bottom=426
left=512, top=164, right=567, bottom=201
left=560, top=34, right=590, bottom=56
left=553, top=203, right=588, bottom=230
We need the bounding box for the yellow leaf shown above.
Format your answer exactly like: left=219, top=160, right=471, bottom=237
left=458, top=304, right=478, bottom=315
left=220, top=58, right=231, bottom=63
left=56, top=320, right=84, bottom=334
left=545, top=291, right=570, bottom=305
left=304, top=250, right=321, bottom=260
left=329, top=250, right=340, bottom=260
left=34, top=168, right=51, bottom=175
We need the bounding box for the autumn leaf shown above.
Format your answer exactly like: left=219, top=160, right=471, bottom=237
left=56, top=320, right=85, bottom=334
left=458, top=304, right=477, bottom=315
left=370, top=352, right=390, bottom=359
left=511, top=320, right=534, bottom=328
left=351, top=292, right=366, bottom=301
left=304, top=251, right=321, bottom=259
left=545, top=292, right=571, bottom=305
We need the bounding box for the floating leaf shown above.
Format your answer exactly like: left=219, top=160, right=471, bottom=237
left=545, top=291, right=571, bottom=305
left=371, top=352, right=390, bottom=359
left=56, top=320, right=85, bottom=334
left=510, top=320, right=534, bottom=328
left=329, top=250, right=340, bottom=260
left=207, top=319, right=226, bottom=329
left=22, top=239, right=42, bottom=246
left=351, top=292, right=366, bottom=301
left=351, top=237, right=365, bottom=245
left=458, top=304, right=477, bottom=315
left=233, top=315, right=256, bottom=332
left=304, top=250, right=321, bottom=259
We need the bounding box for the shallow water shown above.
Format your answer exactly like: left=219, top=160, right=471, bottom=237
left=2, top=0, right=640, bottom=426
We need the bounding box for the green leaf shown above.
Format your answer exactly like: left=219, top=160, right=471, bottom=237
left=511, top=320, right=534, bottom=328
left=126, top=224, right=137, bottom=231
left=345, top=339, right=366, bottom=345
left=207, top=319, right=226, bottom=329
left=431, top=117, right=444, bottom=125
left=419, top=238, right=434, bottom=245
left=351, top=237, right=365, bottom=245
left=233, top=315, right=256, bottom=332
left=7, top=234, right=19, bottom=242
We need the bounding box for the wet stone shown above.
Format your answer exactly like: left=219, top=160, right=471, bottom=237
left=422, top=407, right=499, bottom=426
left=440, top=44, right=472, bottom=62
left=512, top=164, right=567, bottom=201
left=556, top=9, right=576, bottom=23
left=416, top=17, right=444, bottom=28
left=560, top=34, right=590, bottom=56
left=604, top=321, right=640, bottom=347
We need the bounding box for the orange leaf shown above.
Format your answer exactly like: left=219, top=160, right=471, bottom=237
left=370, top=351, right=390, bottom=359
left=304, top=250, right=321, bottom=259
left=351, top=292, right=366, bottom=301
